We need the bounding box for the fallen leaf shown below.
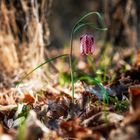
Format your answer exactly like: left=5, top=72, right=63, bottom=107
left=23, top=93, right=35, bottom=104
left=129, top=85, right=140, bottom=112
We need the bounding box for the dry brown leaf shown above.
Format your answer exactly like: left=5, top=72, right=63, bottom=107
left=0, top=105, right=17, bottom=111
left=23, top=93, right=35, bottom=104
left=0, top=88, right=21, bottom=105
left=129, top=85, right=140, bottom=95
left=135, top=51, right=140, bottom=67
left=129, top=85, right=140, bottom=112
left=60, top=118, right=92, bottom=139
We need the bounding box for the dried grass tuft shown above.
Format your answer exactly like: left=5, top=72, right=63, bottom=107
left=0, top=0, right=52, bottom=85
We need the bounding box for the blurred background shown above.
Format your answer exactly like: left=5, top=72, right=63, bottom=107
left=49, top=0, right=139, bottom=49
left=0, top=0, right=139, bottom=87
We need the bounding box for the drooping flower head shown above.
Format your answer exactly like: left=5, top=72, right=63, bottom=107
left=80, top=34, right=95, bottom=55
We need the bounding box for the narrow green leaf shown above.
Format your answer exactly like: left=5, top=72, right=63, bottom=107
left=74, top=22, right=107, bottom=33
left=74, top=12, right=101, bottom=27
left=73, top=11, right=106, bottom=31
left=73, top=23, right=86, bottom=33
left=17, top=54, right=68, bottom=85
left=86, top=23, right=107, bottom=31
left=77, top=71, right=109, bottom=103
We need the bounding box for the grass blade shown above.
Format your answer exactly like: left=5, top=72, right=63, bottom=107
left=73, top=11, right=106, bottom=31
left=74, top=22, right=107, bottom=33
left=77, top=71, right=109, bottom=103
left=17, top=54, right=68, bottom=85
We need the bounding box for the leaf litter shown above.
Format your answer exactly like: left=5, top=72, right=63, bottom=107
left=0, top=49, right=140, bottom=140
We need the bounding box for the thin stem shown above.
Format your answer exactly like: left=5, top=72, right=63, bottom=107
left=69, top=11, right=107, bottom=103
left=69, top=30, right=75, bottom=102
left=69, top=18, right=84, bottom=102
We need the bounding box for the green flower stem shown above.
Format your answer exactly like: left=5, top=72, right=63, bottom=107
left=69, top=20, right=80, bottom=102
left=69, top=21, right=81, bottom=102
left=69, top=29, right=75, bottom=103
left=69, top=11, right=108, bottom=103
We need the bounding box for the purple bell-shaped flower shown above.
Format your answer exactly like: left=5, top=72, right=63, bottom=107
left=80, top=34, right=95, bottom=55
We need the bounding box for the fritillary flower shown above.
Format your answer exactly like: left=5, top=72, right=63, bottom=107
left=80, top=34, right=95, bottom=55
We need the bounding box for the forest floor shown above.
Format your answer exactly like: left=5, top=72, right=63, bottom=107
left=0, top=45, right=140, bottom=140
